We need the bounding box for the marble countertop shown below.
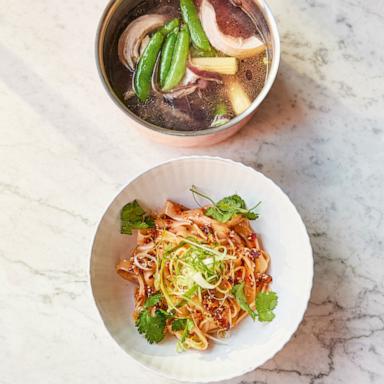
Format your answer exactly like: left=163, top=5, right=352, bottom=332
left=1, top=0, right=383, bottom=383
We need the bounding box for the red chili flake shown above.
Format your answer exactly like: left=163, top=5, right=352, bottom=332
left=255, top=273, right=272, bottom=287
left=194, top=311, right=204, bottom=322
left=202, top=292, right=219, bottom=311
left=201, top=225, right=211, bottom=235
left=249, top=249, right=261, bottom=260
left=245, top=275, right=254, bottom=287
left=213, top=307, right=229, bottom=329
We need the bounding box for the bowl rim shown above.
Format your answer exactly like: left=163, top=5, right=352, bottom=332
left=95, top=0, right=281, bottom=137
left=89, top=156, right=314, bottom=382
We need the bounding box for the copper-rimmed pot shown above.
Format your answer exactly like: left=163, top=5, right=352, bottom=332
left=96, top=0, right=280, bottom=147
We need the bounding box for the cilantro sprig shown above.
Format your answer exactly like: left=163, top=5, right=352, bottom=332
left=255, top=291, right=278, bottom=322
left=172, top=318, right=191, bottom=331
left=136, top=309, right=167, bottom=344
left=231, top=282, right=257, bottom=320
left=172, top=318, right=194, bottom=352
left=136, top=293, right=170, bottom=344
left=120, top=200, right=155, bottom=235
left=232, top=283, right=278, bottom=323
left=143, top=292, right=162, bottom=308
left=190, top=185, right=261, bottom=223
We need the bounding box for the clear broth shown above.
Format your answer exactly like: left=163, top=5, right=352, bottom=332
left=107, top=0, right=268, bottom=131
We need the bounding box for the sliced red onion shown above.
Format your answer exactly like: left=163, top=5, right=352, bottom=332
left=151, top=58, right=222, bottom=100
left=187, top=63, right=223, bottom=83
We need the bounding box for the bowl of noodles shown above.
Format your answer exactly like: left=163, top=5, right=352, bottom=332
left=90, top=156, right=313, bottom=382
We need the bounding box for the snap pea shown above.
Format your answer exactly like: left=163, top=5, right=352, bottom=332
left=159, top=28, right=178, bottom=87
left=190, top=45, right=216, bottom=58
left=180, top=0, right=212, bottom=52
left=134, top=31, right=165, bottom=101
left=162, top=18, right=179, bottom=34
left=134, top=18, right=180, bottom=101
left=162, top=25, right=190, bottom=92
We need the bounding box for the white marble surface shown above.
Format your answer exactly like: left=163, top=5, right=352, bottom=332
left=1, top=0, right=383, bottom=383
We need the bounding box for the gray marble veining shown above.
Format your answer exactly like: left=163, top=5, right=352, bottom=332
left=0, top=0, right=383, bottom=383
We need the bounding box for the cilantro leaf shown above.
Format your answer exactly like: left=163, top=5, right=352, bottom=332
left=144, top=216, right=155, bottom=227
left=135, top=293, right=170, bottom=344
left=216, top=195, right=246, bottom=211
left=231, top=282, right=256, bottom=320
left=121, top=199, right=145, bottom=220
left=175, top=319, right=195, bottom=352
left=190, top=186, right=261, bottom=223
left=136, top=309, right=167, bottom=344
left=258, top=311, right=275, bottom=322
left=120, top=200, right=155, bottom=235
left=144, top=292, right=163, bottom=308
left=255, top=291, right=278, bottom=322
left=182, top=319, right=194, bottom=337
left=232, top=286, right=278, bottom=323
left=157, top=308, right=175, bottom=319
left=205, top=207, right=233, bottom=223
left=244, top=211, right=259, bottom=220
left=172, top=318, right=188, bottom=331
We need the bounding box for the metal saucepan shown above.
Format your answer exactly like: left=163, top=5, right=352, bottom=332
left=96, top=0, right=280, bottom=147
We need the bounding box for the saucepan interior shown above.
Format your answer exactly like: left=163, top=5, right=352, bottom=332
left=96, top=0, right=280, bottom=139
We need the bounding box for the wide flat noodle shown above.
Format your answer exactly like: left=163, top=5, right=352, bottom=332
left=116, top=200, right=272, bottom=350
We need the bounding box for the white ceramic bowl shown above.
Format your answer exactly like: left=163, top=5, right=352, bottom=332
left=90, top=157, right=313, bottom=382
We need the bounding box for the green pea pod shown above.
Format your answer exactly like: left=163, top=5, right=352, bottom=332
left=134, top=19, right=180, bottom=101
left=162, top=18, right=179, bottom=34
left=190, top=45, right=216, bottom=58
left=134, top=31, right=165, bottom=101
left=159, top=29, right=178, bottom=87
left=180, top=0, right=212, bottom=52
left=162, top=25, right=190, bottom=92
